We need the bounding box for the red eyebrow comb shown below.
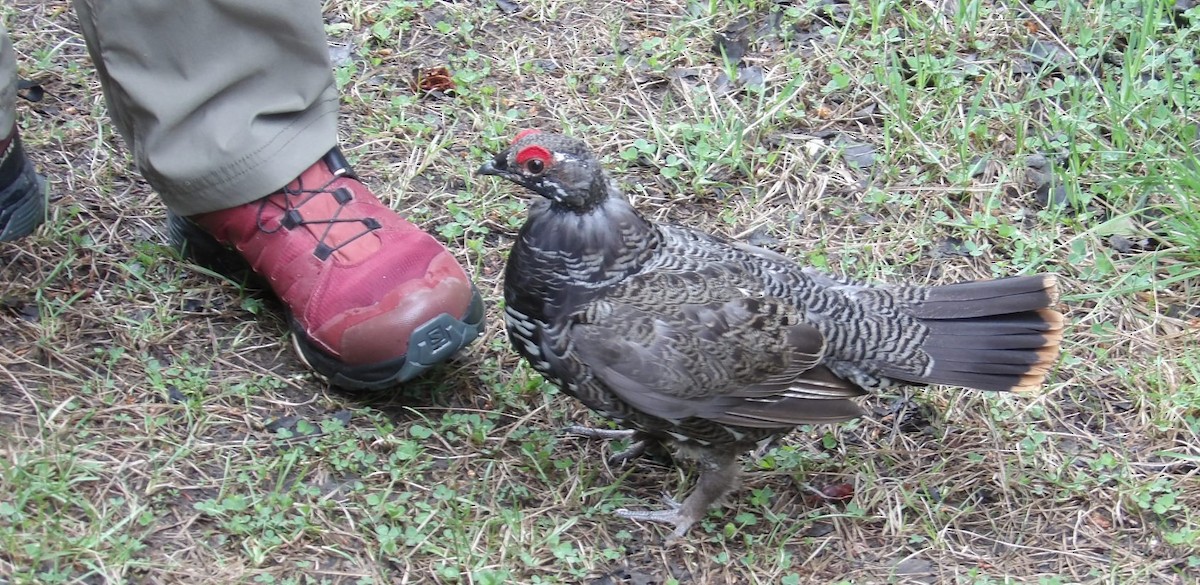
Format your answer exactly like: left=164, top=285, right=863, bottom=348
left=512, top=128, right=542, bottom=144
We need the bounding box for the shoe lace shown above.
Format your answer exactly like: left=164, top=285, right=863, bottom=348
left=256, top=173, right=381, bottom=261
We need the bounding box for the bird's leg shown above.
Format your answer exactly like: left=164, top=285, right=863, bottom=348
left=562, top=426, right=661, bottom=466
left=617, top=449, right=741, bottom=538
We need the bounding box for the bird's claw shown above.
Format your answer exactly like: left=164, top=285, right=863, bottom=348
left=616, top=493, right=694, bottom=538
left=562, top=425, right=647, bottom=466
left=607, top=440, right=647, bottom=466
left=657, top=493, right=682, bottom=509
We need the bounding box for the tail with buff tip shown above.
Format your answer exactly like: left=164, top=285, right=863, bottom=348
left=882, top=275, right=1064, bottom=392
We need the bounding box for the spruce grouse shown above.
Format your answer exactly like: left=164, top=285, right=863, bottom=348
left=479, top=130, right=1064, bottom=537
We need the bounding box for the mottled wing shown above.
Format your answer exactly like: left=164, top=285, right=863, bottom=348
left=571, top=285, right=866, bottom=429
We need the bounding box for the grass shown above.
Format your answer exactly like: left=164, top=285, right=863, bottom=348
left=2, top=0, right=1198, bottom=582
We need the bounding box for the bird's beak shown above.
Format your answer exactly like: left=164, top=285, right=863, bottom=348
left=476, top=151, right=511, bottom=177
left=476, top=160, right=500, bottom=176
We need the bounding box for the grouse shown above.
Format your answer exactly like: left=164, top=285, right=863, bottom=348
left=479, top=130, right=1064, bottom=537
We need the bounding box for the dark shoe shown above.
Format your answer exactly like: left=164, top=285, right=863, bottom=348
left=0, top=129, right=46, bottom=242
left=168, top=148, right=484, bottom=389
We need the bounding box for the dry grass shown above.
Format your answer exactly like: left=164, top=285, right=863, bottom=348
left=2, top=0, right=1198, bottom=583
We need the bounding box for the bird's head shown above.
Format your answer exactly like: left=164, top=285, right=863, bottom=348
left=477, top=130, right=612, bottom=211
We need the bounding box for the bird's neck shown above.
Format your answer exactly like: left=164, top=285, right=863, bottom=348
left=506, top=193, right=658, bottom=318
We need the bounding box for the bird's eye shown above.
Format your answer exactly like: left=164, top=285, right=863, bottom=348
left=524, top=158, right=545, bottom=175
left=516, top=145, right=552, bottom=175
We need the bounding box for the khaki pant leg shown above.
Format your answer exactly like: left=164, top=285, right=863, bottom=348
left=72, top=0, right=340, bottom=215
left=1, top=22, right=16, bottom=134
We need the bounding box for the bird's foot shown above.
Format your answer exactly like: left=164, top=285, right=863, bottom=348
left=616, top=494, right=697, bottom=539
left=607, top=440, right=649, bottom=466
left=748, top=436, right=779, bottom=461
left=562, top=425, right=650, bottom=466
left=562, top=425, right=636, bottom=441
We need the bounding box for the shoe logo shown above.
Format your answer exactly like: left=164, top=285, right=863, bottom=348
left=424, top=325, right=450, bottom=352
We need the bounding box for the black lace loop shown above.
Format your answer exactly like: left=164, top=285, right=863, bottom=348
left=255, top=175, right=381, bottom=261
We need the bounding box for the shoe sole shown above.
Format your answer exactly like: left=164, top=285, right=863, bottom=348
left=0, top=156, right=47, bottom=242
left=168, top=211, right=485, bottom=390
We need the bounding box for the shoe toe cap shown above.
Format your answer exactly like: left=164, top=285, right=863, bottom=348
left=315, top=250, right=475, bottom=365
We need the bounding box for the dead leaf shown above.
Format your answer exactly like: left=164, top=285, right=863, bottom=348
left=411, top=66, right=456, bottom=96
left=805, top=481, right=855, bottom=505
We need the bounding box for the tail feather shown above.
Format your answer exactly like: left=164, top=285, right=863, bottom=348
left=911, top=275, right=1061, bottom=318
left=910, top=370, right=1050, bottom=393
left=885, top=274, right=1063, bottom=393
left=923, top=310, right=1062, bottom=335
left=929, top=359, right=1047, bottom=376
left=921, top=332, right=1053, bottom=351
left=923, top=346, right=1046, bottom=365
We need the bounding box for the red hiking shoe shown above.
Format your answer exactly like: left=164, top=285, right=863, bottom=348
left=168, top=148, right=483, bottom=389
